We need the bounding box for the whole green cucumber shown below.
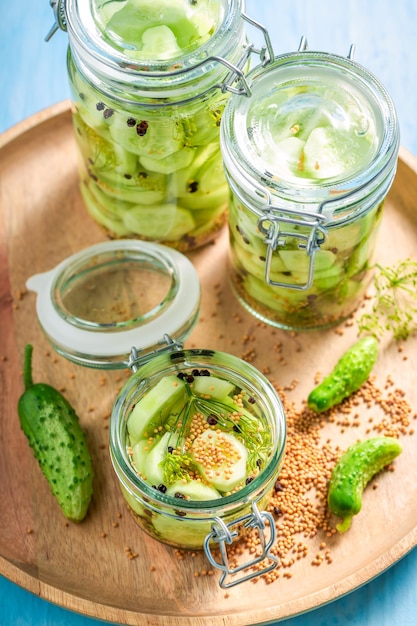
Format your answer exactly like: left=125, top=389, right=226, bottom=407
left=307, top=336, right=379, bottom=413
left=328, top=436, right=402, bottom=532
left=18, top=344, right=93, bottom=522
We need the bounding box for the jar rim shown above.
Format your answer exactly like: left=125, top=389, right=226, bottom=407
left=220, top=50, right=400, bottom=215
left=26, top=240, right=200, bottom=369
left=109, top=348, right=287, bottom=513
left=64, top=0, right=245, bottom=88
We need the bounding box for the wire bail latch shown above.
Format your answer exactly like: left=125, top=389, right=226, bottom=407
left=203, top=500, right=279, bottom=588
left=257, top=199, right=328, bottom=291
left=45, top=0, right=67, bottom=41
left=127, top=334, right=183, bottom=373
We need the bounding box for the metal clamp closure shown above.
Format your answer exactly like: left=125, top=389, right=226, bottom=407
left=203, top=501, right=279, bottom=588
left=45, top=0, right=67, bottom=42
left=258, top=205, right=328, bottom=291
left=127, top=334, right=183, bottom=373
left=217, top=13, right=275, bottom=97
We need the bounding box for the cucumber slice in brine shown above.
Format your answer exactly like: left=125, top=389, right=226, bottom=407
left=166, top=480, right=221, bottom=501
left=94, top=170, right=167, bottom=206
left=303, top=126, right=375, bottom=180
left=127, top=375, right=187, bottom=443
left=123, top=203, right=195, bottom=240
left=81, top=183, right=131, bottom=237
left=105, top=0, right=201, bottom=55
left=191, top=430, right=248, bottom=493
left=140, top=147, right=195, bottom=174
left=152, top=511, right=212, bottom=549
left=140, top=25, right=182, bottom=59
left=192, top=375, right=235, bottom=399
left=109, top=116, right=184, bottom=160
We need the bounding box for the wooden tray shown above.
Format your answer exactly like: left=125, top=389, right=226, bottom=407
left=1, top=101, right=417, bottom=626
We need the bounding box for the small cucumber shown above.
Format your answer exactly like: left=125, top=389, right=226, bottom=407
left=307, top=336, right=379, bottom=413
left=18, top=345, right=93, bottom=522
left=328, top=436, right=402, bottom=532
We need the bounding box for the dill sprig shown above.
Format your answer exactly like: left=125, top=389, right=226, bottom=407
left=159, top=379, right=272, bottom=485
left=357, top=259, right=417, bottom=341
left=192, top=396, right=271, bottom=475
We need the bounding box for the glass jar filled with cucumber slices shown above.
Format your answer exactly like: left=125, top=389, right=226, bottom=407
left=27, top=238, right=286, bottom=587
left=220, top=44, right=400, bottom=330
left=110, top=347, right=286, bottom=587
left=47, top=0, right=272, bottom=251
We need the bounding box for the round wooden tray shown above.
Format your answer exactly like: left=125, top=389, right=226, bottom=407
left=1, top=102, right=417, bottom=626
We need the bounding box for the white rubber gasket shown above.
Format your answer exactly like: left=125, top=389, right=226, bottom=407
left=27, top=240, right=200, bottom=361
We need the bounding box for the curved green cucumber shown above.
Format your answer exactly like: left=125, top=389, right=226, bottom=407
left=328, top=436, right=402, bottom=532
left=307, top=336, right=379, bottom=413
left=18, top=345, right=93, bottom=522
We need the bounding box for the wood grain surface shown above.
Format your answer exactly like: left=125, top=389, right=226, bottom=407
left=1, top=102, right=417, bottom=626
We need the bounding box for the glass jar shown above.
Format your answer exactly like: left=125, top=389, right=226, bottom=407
left=27, top=238, right=286, bottom=587
left=47, top=0, right=272, bottom=251
left=110, top=347, right=286, bottom=587
left=220, top=46, right=400, bottom=330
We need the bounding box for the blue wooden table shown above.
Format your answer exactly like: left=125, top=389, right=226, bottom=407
left=2, top=2, right=417, bottom=625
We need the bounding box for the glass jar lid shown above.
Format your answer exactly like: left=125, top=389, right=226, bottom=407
left=221, top=50, right=399, bottom=214
left=59, top=0, right=245, bottom=90
left=26, top=239, right=200, bottom=369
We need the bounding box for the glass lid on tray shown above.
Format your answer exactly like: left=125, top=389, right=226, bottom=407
left=26, top=239, right=200, bottom=369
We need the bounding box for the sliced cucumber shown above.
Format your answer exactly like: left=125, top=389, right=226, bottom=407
left=280, top=248, right=337, bottom=274
left=179, top=184, right=228, bottom=212
left=192, top=375, right=235, bottom=399
left=303, top=126, right=374, bottom=180
left=232, top=237, right=288, bottom=282
left=109, top=115, right=184, bottom=160
left=145, top=431, right=179, bottom=486
left=131, top=439, right=149, bottom=476
left=122, top=203, right=195, bottom=240
left=166, top=480, right=221, bottom=501
left=140, top=25, right=182, bottom=59
left=181, top=107, right=223, bottom=147
left=106, top=0, right=200, bottom=54
left=95, top=170, right=167, bottom=205
left=152, top=511, right=212, bottom=549
left=263, top=136, right=305, bottom=176
left=170, top=144, right=219, bottom=198
left=140, top=147, right=195, bottom=174
left=81, top=183, right=131, bottom=237
left=242, top=273, right=304, bottom=313
left=127, top=375, right=187, bottom=444
left=191, top=429, right=248, bottom=493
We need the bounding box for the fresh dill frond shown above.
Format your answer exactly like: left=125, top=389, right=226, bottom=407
left=160, top=451, right=197, bottom=486
left=357, top=259, right=417, bottom=341
left=193, top=395, right=271, bottom=474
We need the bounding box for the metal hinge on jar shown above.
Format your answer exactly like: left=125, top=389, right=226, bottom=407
left=203, top=500, right=279, bottom=588
left=45, top=0, right=67, bottom=41
left=216, top=13, right=275, bottom=97
left=258, top=201, right=329, bottom=291
left=127, top=334, right=184, bottom=373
